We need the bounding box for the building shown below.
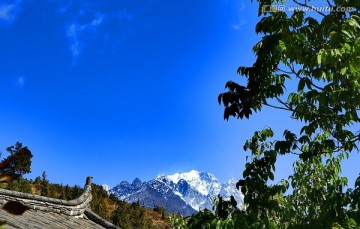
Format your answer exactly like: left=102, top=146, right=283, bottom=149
left=0, top=177, right=121, bottom=229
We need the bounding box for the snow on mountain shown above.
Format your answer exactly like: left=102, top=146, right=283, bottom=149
left=101, top=184, right=111, bottom=192
left=109, top=170, right=244, bottom=215
left=157, top=170, right=243, bottom=211
left=110, top=179, right=144, bottom=200
left=166, top=170, right=220, bottom=196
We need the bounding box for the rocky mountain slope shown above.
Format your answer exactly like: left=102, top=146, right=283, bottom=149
left=108, top=170, right=243, bottom=216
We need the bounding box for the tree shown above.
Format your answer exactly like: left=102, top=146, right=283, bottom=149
left=112, top=201, right=155, bottom=229
left=5, top=177, right=32, bottom=193
left=153, top=205, right=166, bottom=220
left=0, top=143, right=33, bottom=228
left=0, top=142, right=33, bottom=175
left=90, top=184, right=112, bottom=220
left=40, top=171, right=50, bottom=196
left=184, top=0, right=360, bottom=228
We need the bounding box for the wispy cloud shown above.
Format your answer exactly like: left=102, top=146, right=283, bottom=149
left=66, top=24, right=81, bottom=57
left=231, top=19, right=246, bottom=30
left=51, top=0, right=139, bottom=60
left=227, top=0, right=247, bottom=31
left=0, top=0, right=22, bottom=25
left=65, top=12, right=105, bottom=58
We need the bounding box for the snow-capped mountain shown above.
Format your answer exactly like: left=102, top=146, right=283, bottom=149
left=108, top=170, right=243, bottom=216
left=101, top=184, right=111, bottom=193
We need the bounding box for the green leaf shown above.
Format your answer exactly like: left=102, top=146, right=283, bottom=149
left=340, top=67, right=347, bottom=75
left=317, top=49, right=324, bottom=65
left=278, top=40, right=286, bottom=51
left=341, top=30, right=354, bottom=42
left=348, top=17, right=360, bottom=29
left=305, top=78, right=312, bottom=89
left=269, top=172, right=274, bottom=181
left=298, top=78, right=306, bottom=91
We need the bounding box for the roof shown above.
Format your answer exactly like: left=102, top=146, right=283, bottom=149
left=0, top=177, right=121, bottom=229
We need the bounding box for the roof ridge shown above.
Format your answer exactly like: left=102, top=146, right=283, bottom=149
left=0, top=176, right=93, bottom=216
left=85, top=209, right=121, bottom=229
left=0, top=177, right=123, bottom=229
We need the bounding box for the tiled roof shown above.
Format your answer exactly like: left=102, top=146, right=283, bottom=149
left=0, top=177, right=121, bottom=229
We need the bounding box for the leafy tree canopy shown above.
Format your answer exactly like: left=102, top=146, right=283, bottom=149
left=1, top=142, right=33, bottom=175
left=181, top=0, right=360, bottom=228
left=0, top=142, right=34, bottom=228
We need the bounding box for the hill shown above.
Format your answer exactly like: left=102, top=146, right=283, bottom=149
left=0, top=174, right=170, bottom=229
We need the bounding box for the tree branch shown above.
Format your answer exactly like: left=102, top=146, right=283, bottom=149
left=293, top=0, right=326, bottom=17
left=277, top=68, right=294, bottom=75
left=325, top=0, right=333, bottom=8
left=289, top=64, right=324, bottom=91
left=263, top=102, right=292, bottom=111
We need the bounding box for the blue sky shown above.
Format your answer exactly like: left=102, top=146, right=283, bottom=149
left=0, top=0, right=358, bottom=188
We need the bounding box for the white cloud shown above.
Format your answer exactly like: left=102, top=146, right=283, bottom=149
left=230, top=0, right=247, bottom=31
left=0, top=0, right=21, bottom=24
left=55, top=1, right=138, bottom=60
left=91, top=17, right=103, bottom=26
left=66, top=23, right=80, bottom=57
left=70, top=41, right=80, bottom=57
left=65, top=13, right=105, bottom=58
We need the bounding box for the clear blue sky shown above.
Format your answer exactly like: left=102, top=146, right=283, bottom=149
left=0, top=0, right=358, bottom=188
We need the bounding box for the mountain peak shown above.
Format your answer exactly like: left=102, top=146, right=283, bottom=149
left=132, top=178, right=142, bottom=187
left=166, top=170, right=216, bottom=183
left=165, top=170, right=219, bottom=196
left=110, top=170, right=243, bottom=215
left=102, top=184, right=111, bottom=192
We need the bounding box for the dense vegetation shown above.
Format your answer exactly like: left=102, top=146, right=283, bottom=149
left=0, top=142, right=170, bottom=229
left=0, top=173, right=171, bottom=229
left=1, top=0, right=359, bottom=228
left=0, top=142, right=33, bottom=175
left=173, top=0, right=360, bottom=228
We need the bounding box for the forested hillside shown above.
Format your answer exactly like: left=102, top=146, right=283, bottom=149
left=0, top=173, right=171, bottom=229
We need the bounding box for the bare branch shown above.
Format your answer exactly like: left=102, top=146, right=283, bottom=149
left=263, top=101, right=292, bottom=111
left=325, top=0, right=333, bottom=8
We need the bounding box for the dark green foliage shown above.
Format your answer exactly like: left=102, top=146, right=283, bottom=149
left=40, top=171, right=50, bottom=196
left=112, top=201, right=155, bottom=229
left=187, top=199, right=248, bottom=229
left=5, top=177, right=32, bottom=193
left=0, top=142, right=33, bottom=175
left=0, top=142, right=34, bottom=228
left=90, top=184, right=112, bottom=220
left=0, top=143, right=162, bottom=228
left=2, top=173, right=159, bottom=229
left=70, top=185, right=84, bottom=199
left=184, top=0, right=360, bottom=228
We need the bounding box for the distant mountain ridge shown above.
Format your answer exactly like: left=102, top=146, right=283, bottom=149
left=107, top=170, right=243, bottom=216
